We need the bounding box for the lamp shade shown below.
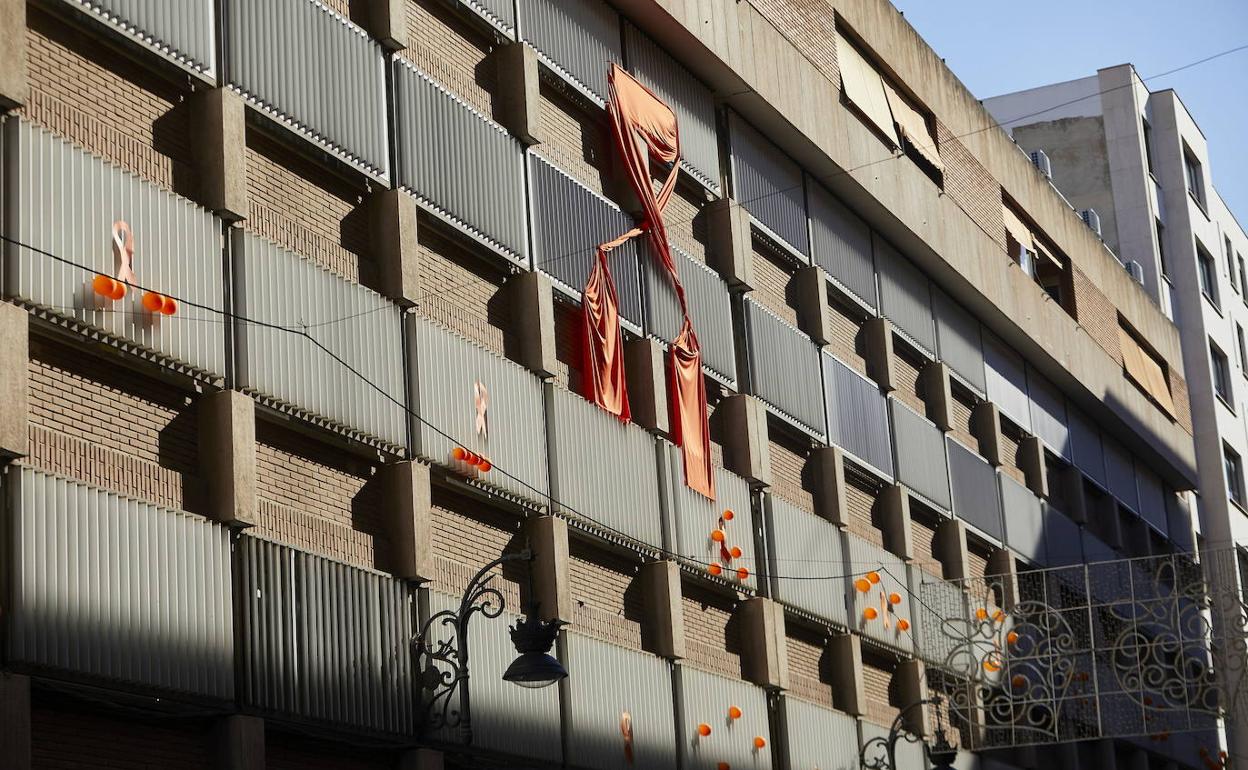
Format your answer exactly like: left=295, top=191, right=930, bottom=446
left=502, top=651, right=567, bottom=689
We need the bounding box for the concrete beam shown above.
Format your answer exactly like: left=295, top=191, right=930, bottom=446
left=0, top=304, right=29, bottom=460
left=489, top=43, right=543, bottom=146
left=1019, top=436, right=1048, bottom=497
left=706, top=199, right=754, bottom=291
left=863, top=318, right=896, bottom=392
left=793, top=266, right=832, bottom=345
left=191, top=88, right=247, bottom=221
left=737, top=597, right=788, bottom=689
left=933, top=517, right=970, bottom=581
left=369, top=189, right=421, bottom=306
left=829, top=633, right=865, bottom=716
left=213, top=714, right=264, bottom=770
left=639, top=560, right=685, bottom=660
left=380, top=461, right=434, bottom=581
left=715, top=394, right=771, bottom=487
left=878, top=484, right=914, bottom=561
left=922, top=361, right=954, bottom=432
left=526, top=515, right=572, bottom=624
left=895, top=659, right=930, bottom=737
left=624, top=337, right=670, bottom=435
left=506, top=271, right=557, bottom=379
left=0, top=0, right=26, bottom=111
left=0, top=673, right=30, bottom=770
left=809, top=446, right=847, bottom=526
left=972, top=401, right=1004, bottom=466
left=199, top=390, right=257, bottom=526
left=362, top=0, right=408, bottom=50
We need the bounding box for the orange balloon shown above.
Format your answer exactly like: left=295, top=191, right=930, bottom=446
left=728, top=705, right=742, bottom=720
left=142, top=291, right=164, bottom=312
left=1011, top=675, right=1027, bottom=689
left=464, top=451, right=479, bottom=465
left=888, top=592, right=902, bottom=605
left=722, top=509, right=735, bottom=521
left=92, top=275, right=114, bottom=297
left=160, top=296, right=177, bottom=315
left=478, top=460, right=492, bottom=473
left=897, top=618, right=911, bottom=631
left=976, top=608, right=988, bottom=620
left=753, top=737, right=766, bottom=749
left=993, top=610, right=1005, bottom=622
left=718, top=764, right=730, bottom=770
left=983, top=660, right=1001, bottom=672
left=864, top=607, right=878, bottom=620
left=867, top=571, right=880, bottom=584
left=1007, top=631, right=1019, bottom=645
left=736, top=567, right=750, bottom=581
left=708, top=563, right=722, bottom=576
left=730, top=546, right=743, bottom=559
left=854, top=578, right=871, bottom=593
left=451, top=447, right=467, bottom=461
left=109, top=280, right=127, bottom=300
left=697, top=723, right=711, bottom=737
left=710, top=529, right=726, bottom=543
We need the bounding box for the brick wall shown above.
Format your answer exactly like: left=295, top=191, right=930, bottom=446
left=665, top=182, right=710, bottom=263
left=744, top=0, right=839, bottom=88
left=568, top=540, right=644, bottom=650
left=400, top=0, right=496, bottom=116
left=21, top=7, right=193, bottom=194
left=999, top=425, right=1026, bottom=485
left=704, top=388, right=727, bottom=469
left=846, top=470, right=884, bottom=547
left=553, top=300, right=583, bottom=392
left=966, top=543, right=990, bottom=580
left=828, top=295, right=867, bottom=375
left=750, top=243, right=797, bottom=326
left=1171, top=373, right=1193, bottom=434
left=428, top=488, right=526, bottom=607
left=681, top=580, right=741, bottom=679
left=949, top=386, right=978, bottom=454
left=1071, top=266, right=1122, bottom=364
left=26, top=338, right=201, bottom=512
left=535, top=85, right=610, bottom=197
left=415, top=225, right=512, bottom=356
left=769, top=433, right=813, bottom=513
left=253, top=420, right=383, bottom=569
left=935, top=119, right=1006, bottom=254
left=245, top=131, right=372, bottom=283
left=32, top=703, right=212, bottom=770
left=910, top=508, right=943, bottom=579
left=786, top=625, right=834, bottom=708
left=862, top=655, right=899, bottom=727
left=892, top=343, right=926, bottom=416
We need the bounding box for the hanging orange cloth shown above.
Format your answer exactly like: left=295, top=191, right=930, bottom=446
left=583, top=63, right=714, bottom=498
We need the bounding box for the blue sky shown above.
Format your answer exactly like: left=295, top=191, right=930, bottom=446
left=892, top=0, right=1248, bottom=222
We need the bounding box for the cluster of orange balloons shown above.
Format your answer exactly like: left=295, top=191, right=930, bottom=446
left=91, top=276, right=178, bottom=315
left=91, top=275, right=127, bottom=300
left=853, top=571, right=882, bottom=593
left=697, top=707, right=766, bottom=770
left=141, top=291, right=178, bottom=315
left=707, top=510, right=748, bottom=581
left=451, top=446, right=492, bottom=473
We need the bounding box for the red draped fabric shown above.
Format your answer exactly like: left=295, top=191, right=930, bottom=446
left=582, top=63, right=714, bottom=499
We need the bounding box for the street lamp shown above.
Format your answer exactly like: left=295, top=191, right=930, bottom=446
left=413, top=549, right=568, bottom=744
left=860, top=696, right=958, bottom=770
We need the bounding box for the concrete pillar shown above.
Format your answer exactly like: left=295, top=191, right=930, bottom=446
left=793, top=266, right=832, bottom=345
left=526, top=515, right=571, bottom=624
left=986, top=547, right=1020, bottom=610
left=191, top=88, right=248, bottom=221
left=506, top=271, right=557, bottom=378
left=213, top=714, right=264, bottom=770
left=199, top=390, right=257, bottom=526
left=829, top=633, right=866, bottom=716
left=639, top=560, right=684, bottom=660
left=878, top=484, right=914, bottom=561
left=0, top=303, right=29, bottom=460
left=895, top=659, right=930, bottom=737
left=369, top=189, right=421, bottom=305
left=399, top=749, right=445, bottom=770
left=625, top=337, right=669, bottom=435
left=972, top=401, right=1004, bottom=466
left=489, top=43, right=543, bottom=146
left=810, top=446, right=847, bottom=526
left=933, top=517, right=970, bottom=581
left=922, top=362, right=954, bottom=432
left=862, top=318, right=896, bottom=392
left=715, top=394, right=771, bottom=487
left=380, top=461, right=434, bottom=581
left=0, top=0, right=26, bottom=110
left=1019, top=436, right=1048, bottom=497
left=0, top=673, right=30, bottom=770
left=706, top=199, right=754, bottom=291
left=737, top=597, right=788, bottom=689
left=362, top=0, right=408, bottom=50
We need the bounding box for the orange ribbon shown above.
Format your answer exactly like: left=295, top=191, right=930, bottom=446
left=473, top=381, right=489, bottom=439
left=112, top=220, right=136, bottom=285
left=620, top=711, right=634, bottom=765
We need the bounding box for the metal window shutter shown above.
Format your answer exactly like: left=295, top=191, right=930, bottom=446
left=808, top=180, right=876, bottom=308
left=68, top=0, right=215, bottom=79
left=743, top=298, right=827, bottom=439
left=642, top=245, right=737, bottom=385
left=874, top=234, right=935, bottom=353
left=933, top=287, right=985, bottom=393
left=825, top=353, right=894, bottom=479
left=891, top=399, right=951, bottom=511
left=947, top=437, right=1003, bottom=540
left=1027, top=368, right=1071, bottom=460
left=765, top=494, right=849, bottom=626
left=982, top=329, right=1031, bottom=431
left=729, top=111, right=810, bottom=256
left=1000, top=472, right=1043, bottom=563
left=518, top=0, right=622, bottom=102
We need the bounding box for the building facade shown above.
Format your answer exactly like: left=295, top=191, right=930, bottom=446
left=0, top=2, right=1208, bottom=770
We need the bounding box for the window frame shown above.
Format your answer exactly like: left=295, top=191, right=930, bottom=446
left=1184, top=146, right=1206, bottom=208
left=1211, top=340, right=1233, bottom=404
left=1225, top=443, right=1245, bottom=507
left=1198, top=242, right=1220, bottom=308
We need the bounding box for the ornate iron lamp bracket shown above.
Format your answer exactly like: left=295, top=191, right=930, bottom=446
left=860, top=696, right=956, bottom=770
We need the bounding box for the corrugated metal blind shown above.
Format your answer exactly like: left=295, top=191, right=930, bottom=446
left=891, top=399, right=950, bottom=510
left=1042, top=503, right=1083, bottom=566
left=729, top=112, right=809, bottom=256
left=982, top=331, right=1031, bottom=431
left=1166, top=492, right=1192, bottom=551
left=1068, top=404, right=1106, bottom=486
left=781, top=697, right=860, bottom=770
left=1103, top=438, right=1138, bottom=512
left=427, top=591, right=561, bottom=761
left=409, top=315, right=549, bottom=508
left=227, top=0, right=388, bottom=179
left=765, top=495, right=848, bottom=626
left=5, top=120, right=226, bottom=378
left=529, top=154, right=643, bottom=328
left=68, top=0, right=216, bottom=78
left=845, top=534, right=912, bottom=653
left=874, top=235, right=934, bottom=354
left=1027, top=369, right=1070, bottom=460
left=518, top=0, right=621, bottom=102
left=946, top=437, right=1002, bottom=540
left=643, top=245, right=736, bottom=385
left=1082, top=529, right=1117, bottom=563
left=676, top=666, right=773, bottom=770
left=547, top=385, right=663, bottom=547
left=912, top=575, right=966, bottom=667
left=623, top=22, right=720, bottom=193
left=1135, top=466, right=1167, bottom=535
left=235, top=232, right=406, bottom=448
left=8, top=466, right=233, bottom=698
left=564, top=633, right=676, bottom=770
left=932, top=288, right=984, bottom=393
left=825, top=353, right=894, bottom=478
left=999, top=472, right=1042, bottom=563
left=743, top=297, right=826, bottom=439
left=666, top=444, right=756, bottom=590
left=393, top=61, right=527, bottom=263
left=459, top=0, right=515, bottom=36
left=808, top=180, right=876, bottom=308
left=239, top=536, right=414, bottom=734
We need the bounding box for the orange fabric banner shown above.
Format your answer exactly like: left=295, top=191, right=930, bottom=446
left=582, top=244, right=631, bottom=421
left=581, top=63, right=714, bottom=498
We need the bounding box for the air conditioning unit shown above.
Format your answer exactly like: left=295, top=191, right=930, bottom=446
left=1124, top=260, right=1145, bottom=285
left=1080, top=208, right=1102, bottom=237
left=1030, top=150, right=1052, bottom=179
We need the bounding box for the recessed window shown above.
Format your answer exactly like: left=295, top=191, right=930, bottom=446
left=1211, top=341, right=1232, bottom=402
left=1156, top=219, right=1170, bottom=278
left=1142, top=118, right=1155, bottom=174
left=1225, top=444, right=1245, bottom=506
left=1198, top=242, right=1219, bottom=307
left=1185, top=147, right=1206, bottom=207
left=1239, top=254, right=1248, bottom=297
left=1227, top=237, right=1236, bottom=278
left=1238, top=324, right=1248, bottom=372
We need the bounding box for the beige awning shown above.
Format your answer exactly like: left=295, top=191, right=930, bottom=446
left=1118, top=325, right=1177, bottom=418
left=1001, top=204, right=1034, bottom=255
left=882, top=81, right=943, bottom=171
left=838, top=36, right=900, bottom=147
left=1035, top=242, right=1066, bottom=270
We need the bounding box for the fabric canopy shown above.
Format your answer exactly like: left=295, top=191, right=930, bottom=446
left=1001, top=203, right=1034, bottom=256
left=1118, top=325, right=1176, bottom=418
left=882, top=81, right=943, bottom=171
left=837, top=36, right=900, bottom=147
